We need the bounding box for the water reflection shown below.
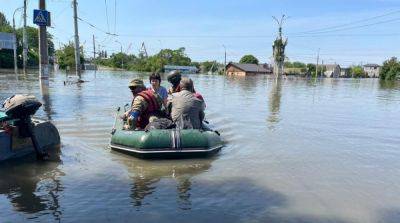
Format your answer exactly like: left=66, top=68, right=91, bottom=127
left=226, top=75, right=260, bottom=93
left=116, top=156, right=212, bottom=210
left=379, top=80, right=400, bottom=90
left=40, top=79, right=53, bottom=120
left=0, top=147, right=63, bottom=220
left=267, top=78, right=282, bottom=130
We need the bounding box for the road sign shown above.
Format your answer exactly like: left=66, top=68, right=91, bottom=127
left=0, top=32, right=16, bottom=50
left=33, top=9, right=51, bottom=26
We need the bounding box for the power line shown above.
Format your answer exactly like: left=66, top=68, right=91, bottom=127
left=289, top=33, right=400, bottom=38
left=104, top=0, right=110, bottom=32
left=293, top=17, right=400, bottom=35
left=114, top=0, right=117, bottom=34
left=77, top=17, right=118, bottom=36
left=290, top=10, right=400, bottom=35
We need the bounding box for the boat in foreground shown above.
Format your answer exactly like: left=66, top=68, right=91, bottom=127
left=109, top=108, right=224, bottom=159
left=0, top=95, right=60, bottom=161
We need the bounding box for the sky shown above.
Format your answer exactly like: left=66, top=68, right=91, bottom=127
left=2, top=0, right=400, bottom=66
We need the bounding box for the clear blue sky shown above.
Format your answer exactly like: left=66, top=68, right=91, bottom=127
left=2, top=0, right=400, bottom=66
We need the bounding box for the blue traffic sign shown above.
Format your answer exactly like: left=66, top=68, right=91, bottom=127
left=33, top=9, right=51, bottom=26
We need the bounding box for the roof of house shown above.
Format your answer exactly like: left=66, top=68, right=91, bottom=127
left=363, top=63, right=380, bottom=67
left=227, top=63, right=270, bottom=72
left=324, top=64, right=340, bottom=70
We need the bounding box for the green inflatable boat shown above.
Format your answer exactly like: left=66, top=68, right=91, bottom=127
left=109, top=108, right=224, bottom=159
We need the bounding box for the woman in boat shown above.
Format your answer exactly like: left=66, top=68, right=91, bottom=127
left=148, top=73, right=168, bottom=108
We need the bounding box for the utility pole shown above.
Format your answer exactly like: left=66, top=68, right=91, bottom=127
left=12, top=7, right=23, bottom=75
left=316, top=48, right=320, bottom=77
left=92, top=35, right=96, bottom=59
left=38, top=0, right=49, bottom=79
left=23, top=0, right=27, bottom=75
left=73, top=0, right=81, bottom=79
left=272, top=15, right=288, bottom=78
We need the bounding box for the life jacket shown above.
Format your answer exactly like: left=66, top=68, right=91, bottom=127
left=136, top=90, right=161, bottom=129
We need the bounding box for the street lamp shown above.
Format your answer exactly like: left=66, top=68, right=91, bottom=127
left=115, top=40, right=124, bottom=69
left=12, top=6, right=24, bottom=75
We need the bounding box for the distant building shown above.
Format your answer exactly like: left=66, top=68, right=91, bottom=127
left=363, top=64, right=380, bottom=78
left=324, top=64, right=341, bottom=78
left=83, top=63, right=97, bottom=70
left=164, top=65, right=199, bottom=74
left=340, top=67, right=351, bottom=77
left=225, top=62, right=272, bottom=76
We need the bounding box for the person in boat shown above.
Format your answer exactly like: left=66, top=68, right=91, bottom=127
left=123, top=79, right=164, bottom=130
left=166, top=70, right=206, bottom=106
left=167, top=70, right=182, bottom=95
left=168, top=77, right=205, bottom=129
left=148, top=72, right=168, bottom=108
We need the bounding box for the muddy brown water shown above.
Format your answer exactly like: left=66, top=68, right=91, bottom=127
left=0, top=71, right=400, bottom=223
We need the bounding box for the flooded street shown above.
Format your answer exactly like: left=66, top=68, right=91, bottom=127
left=1, top=71, right=400, bottom=223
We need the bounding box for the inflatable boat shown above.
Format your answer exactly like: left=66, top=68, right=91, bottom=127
left=109, top=108, right=223, bottom=159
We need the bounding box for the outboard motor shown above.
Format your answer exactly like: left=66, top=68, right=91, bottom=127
left=3, top=94, right=48, bottom=160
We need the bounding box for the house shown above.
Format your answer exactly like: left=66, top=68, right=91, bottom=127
left=164, top=65, right=199, bottom=74
left=324, top=64, right=341, bottom=78
left=340, top=67, right=351, bottom=77
left=225, top=62, right=272, bottom=76
left=363, top=64, right=380, bottom=78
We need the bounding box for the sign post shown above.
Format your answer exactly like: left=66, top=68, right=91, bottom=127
left=33, top=2, right=51, bottom=79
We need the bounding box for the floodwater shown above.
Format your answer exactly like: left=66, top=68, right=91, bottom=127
left=0, top=70, right=400, bottom=223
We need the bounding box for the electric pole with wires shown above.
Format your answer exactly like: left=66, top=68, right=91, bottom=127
left=73, top=0, right=81, bottom=79
left=23, top=0, right=28, bottom=75
left=272, top=15, right=288, bottom=78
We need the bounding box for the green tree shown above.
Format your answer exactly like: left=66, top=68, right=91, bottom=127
left=0, top=12, right=54, bottom=68
left=239, top=54, right=259, bottom=64
left=130, top=47, right=191, bottom=72
left=292, top=61, right=306, bottom=68
left=0, top=12, right=12, bottom=32
left=284, top=61, right=293, bottom=68
left=55, top=42, right=84, bottom=70
left=108, top=52, right=135, bottom=69
left=350, top=66, right=365, bottom=78
left=201, top=61, right=218, bottom=73
left=380, top=57, right=400, bottom=81
left=284, top=61, right=306, bottom=69
left=306, top=63, right=316, bottom=76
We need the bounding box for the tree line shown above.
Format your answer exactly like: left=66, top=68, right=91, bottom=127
left=94, top=47, right=224, bottom=74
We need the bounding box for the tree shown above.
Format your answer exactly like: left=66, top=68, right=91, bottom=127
left=285, top=61, right=306, bottom=69
left=200, top=61, right=219, bottom=73
left=55, top=42, right=84, bottom=70
left=306, top=63, right=316, bottom=76
left=130, top=48, right=192, bottom=72
left=292, top=61, right=306, bottom=69
left=350, top=66, right=365, bottom=78
left=239, top=55, right=259, bottom=64
left=380, top=57, right=400, bottom=81
left=0, top=12, right=55, bottom=68
left=0, top=12, right=12, bottom=32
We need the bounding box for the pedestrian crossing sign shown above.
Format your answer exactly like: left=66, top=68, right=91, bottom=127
left=33, top=9, right=51, bottom=26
